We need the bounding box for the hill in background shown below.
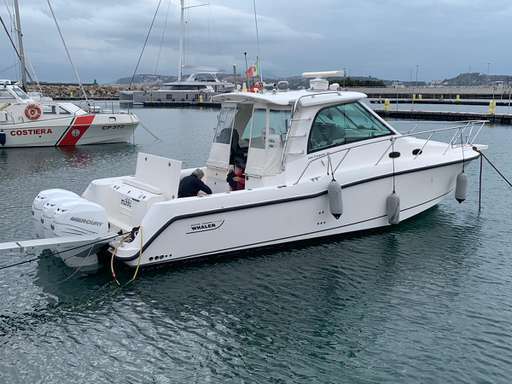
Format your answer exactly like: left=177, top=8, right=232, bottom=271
left=442, top=72, right=512, bottom=86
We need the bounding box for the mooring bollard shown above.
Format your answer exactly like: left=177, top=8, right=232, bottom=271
left=488, top=100, right=497, bottom=115
left=384, top=99, right=391, bottom=112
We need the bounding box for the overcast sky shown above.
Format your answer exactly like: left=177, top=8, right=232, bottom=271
left=0, top=0, right=510, bottom=83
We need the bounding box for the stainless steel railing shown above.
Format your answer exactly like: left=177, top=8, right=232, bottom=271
left=293, top=120, right=487, bottom=185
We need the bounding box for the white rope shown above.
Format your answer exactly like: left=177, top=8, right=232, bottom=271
left=129, top=0, right=163, bottom=88
left=25, top=55, right=42, bottom=93
left=46, top=0, right=88, bottom=102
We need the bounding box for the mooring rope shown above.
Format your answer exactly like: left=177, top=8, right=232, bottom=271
left=473, top=147, right=512, bottom=189
left=46, top=0, right=88, bottom=102
left=128, top=0, right=163, bottom=89
left=0, top=14, right=34, bottom=84
left=473, top=147, right=512, bottom=212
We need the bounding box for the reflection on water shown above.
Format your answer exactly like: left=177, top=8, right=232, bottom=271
left=0, top=109, right=511, bottom=383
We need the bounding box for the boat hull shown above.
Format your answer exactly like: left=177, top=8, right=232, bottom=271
left=0, top=113, right=138, bottom=147
left=116, top=158, right=473, bottom=267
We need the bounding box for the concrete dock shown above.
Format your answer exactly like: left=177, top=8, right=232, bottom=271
left=374, top=109, right=512, bottom=124
left=370, top=98, right=512, bottom=106
left=350, top=86, right=512, bottom=100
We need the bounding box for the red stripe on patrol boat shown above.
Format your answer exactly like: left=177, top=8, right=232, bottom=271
left=58, top=115, right=95, bottom=146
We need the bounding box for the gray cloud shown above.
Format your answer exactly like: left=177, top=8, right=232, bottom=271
left=1, top=0, right=510, bottom=83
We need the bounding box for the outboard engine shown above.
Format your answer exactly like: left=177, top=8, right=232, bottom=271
left=31, top=189, right=110, bottom=270
left=52, top=199, right=108, bottom=237
left=41, top=196, right=84, bottom=238
left=33, top=189, right=80, bottom=238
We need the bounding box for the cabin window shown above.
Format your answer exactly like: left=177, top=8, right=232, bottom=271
left=43, top=105, right=56, bottom=114
left=58, top=106, right=71, bottom=115
left=308, top=102, right=392, bottom=153
left=11, top=86, right=29, bottom=100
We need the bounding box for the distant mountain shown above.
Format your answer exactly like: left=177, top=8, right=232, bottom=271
left=442, top=72, right=512, bottom=86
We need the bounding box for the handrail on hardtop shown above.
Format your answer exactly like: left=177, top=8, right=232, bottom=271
left=293, top=120, right=487, bottom=185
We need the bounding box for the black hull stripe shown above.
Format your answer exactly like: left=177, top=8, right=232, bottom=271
left=118, top=156, right=470, bottom=262
left=55, top=117, right=76, bottom=146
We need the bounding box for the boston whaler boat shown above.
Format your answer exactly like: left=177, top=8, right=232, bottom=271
left=0, top=81, right=139, bottom=147
left=24, top=71, right=486, bottom=270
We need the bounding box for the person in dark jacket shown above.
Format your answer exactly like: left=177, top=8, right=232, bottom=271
left=178, top=168, right=212, bottom=198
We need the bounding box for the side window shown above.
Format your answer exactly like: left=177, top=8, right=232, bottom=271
left=43, top=105, right=56, bottom=114
left=308, top=102, right=392, bottom=153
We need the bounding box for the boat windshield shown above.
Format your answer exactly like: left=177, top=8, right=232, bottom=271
left=213, top=105, right=237, bottom=144
left=0, top=89, right=12, bottom=99
left=11, top=86, right=30, bottom=100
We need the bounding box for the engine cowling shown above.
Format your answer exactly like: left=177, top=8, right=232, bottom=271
left=33, top=189, right=80, bottom=238
left=52, top=199, right=109, bottom=238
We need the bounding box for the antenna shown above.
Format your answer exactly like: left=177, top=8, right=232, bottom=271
left=252, top=0, right=263, bottom=83
left=178, top=1, right=208, bottom=82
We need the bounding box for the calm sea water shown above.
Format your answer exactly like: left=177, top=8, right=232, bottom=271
left=1, top=107, right=512, bottom=383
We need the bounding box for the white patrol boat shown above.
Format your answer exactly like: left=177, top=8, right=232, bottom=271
left=0, top=81, right=139, bottom=147
left=9, top=71, right=486, bottom=270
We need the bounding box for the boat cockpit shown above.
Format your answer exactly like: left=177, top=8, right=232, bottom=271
left=205, top=101, right=292, bottom=192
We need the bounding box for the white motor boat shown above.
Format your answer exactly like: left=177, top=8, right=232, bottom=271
left=0, top=81, right=139, bottom=147
left=26, top=72, right=486, bottom=269
left=119, top=72, right=235, bottom=107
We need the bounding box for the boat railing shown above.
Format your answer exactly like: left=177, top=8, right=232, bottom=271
left=0, top=111, right=79, bottom=127
left=71, top=100, right=131, bottom=115
left=293, top=120, right=487, bottom=185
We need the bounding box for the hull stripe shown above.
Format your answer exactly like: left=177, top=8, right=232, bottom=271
left=57, top=115, right=95, bottom=146
left=118, top=157, right=474, bottom=261
left=126, top=189, right=452, bottom=266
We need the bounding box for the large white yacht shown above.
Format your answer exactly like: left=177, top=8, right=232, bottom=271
left=119, top=72, right=235, bottom=107
left=0, top=81, right=139, bottom=147
left=26, top=72, right=486, bottom=270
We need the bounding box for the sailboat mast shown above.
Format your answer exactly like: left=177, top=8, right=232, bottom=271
left=178, top=0, right=185, bottom=82
left=13, top=0, right=27, bottom=89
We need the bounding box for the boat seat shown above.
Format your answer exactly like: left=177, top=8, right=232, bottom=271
left=122, top=177, right=163, bottom=196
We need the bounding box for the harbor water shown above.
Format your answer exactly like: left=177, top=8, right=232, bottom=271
left=1, top=107, right=512, bottom=383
